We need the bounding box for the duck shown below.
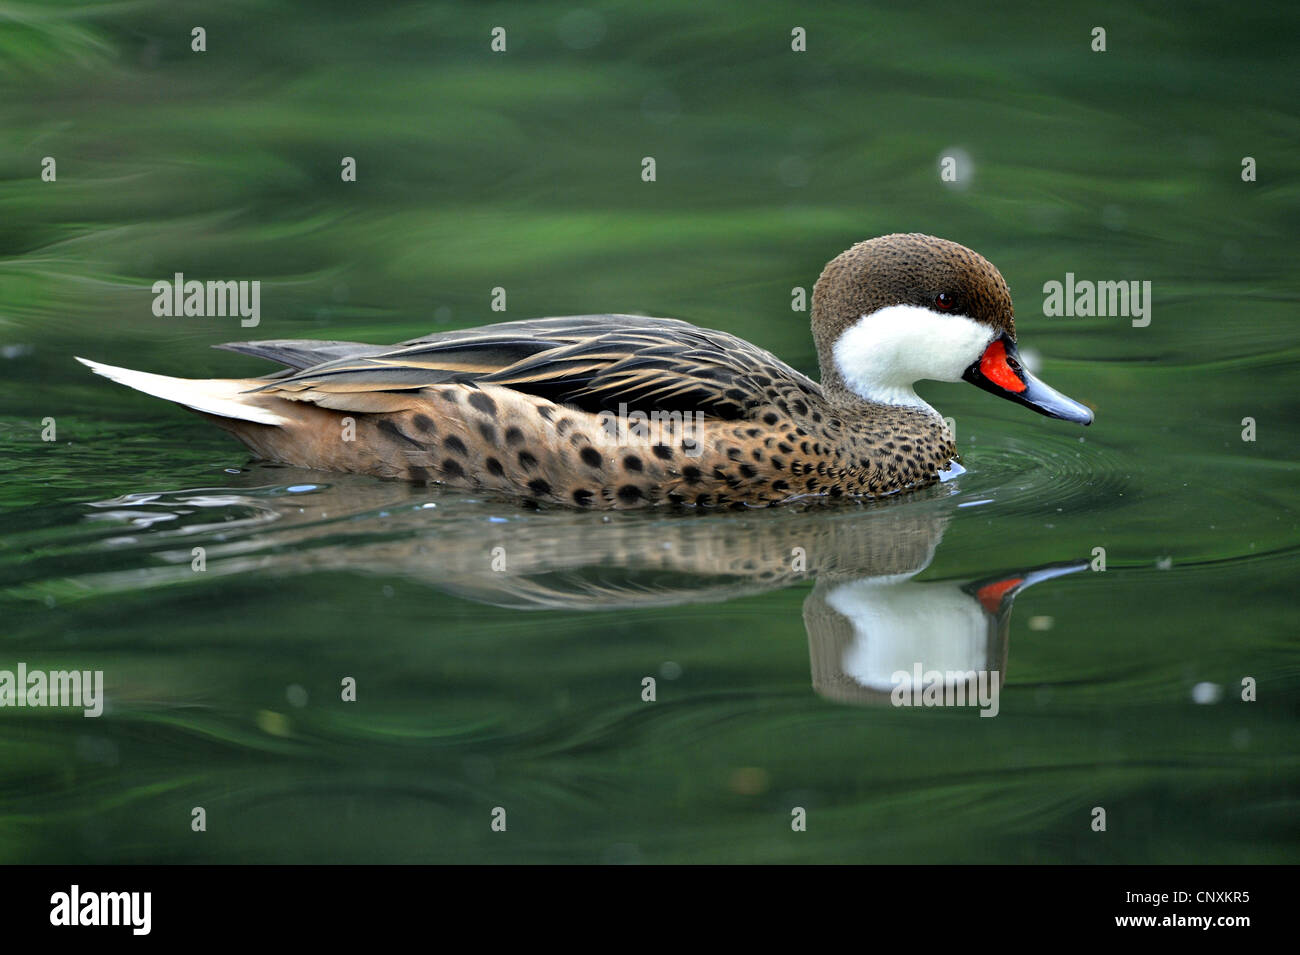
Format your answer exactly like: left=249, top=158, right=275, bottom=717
left=78, top=233, right=1093, bottom=508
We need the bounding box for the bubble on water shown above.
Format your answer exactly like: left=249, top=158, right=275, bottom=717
left=1155, top=556, right=1173, bottom=570
left=286, top=684, right=309, bottom=708
left=1191, top=682, right=1222, bottom=704
left=659, top=661, right=682, bottom=680
left=1028, top=615, right=1054, bottom=631
left=1019, top=346, right=1043, bottom=375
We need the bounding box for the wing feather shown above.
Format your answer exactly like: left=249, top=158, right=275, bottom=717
left=247, top=315, right=820, bottom=420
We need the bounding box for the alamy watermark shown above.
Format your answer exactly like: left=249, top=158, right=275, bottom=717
left=50, top=885, right=150, bottom=935
left=152, top=272, right=260, bottom=327
left=0, top=663, right=103, bottom=717
left=1043, top=273, right=1151, bottom=327
left=595, top=403, right=705, bottom=458
left=890, top=664, right=1000, bottom=717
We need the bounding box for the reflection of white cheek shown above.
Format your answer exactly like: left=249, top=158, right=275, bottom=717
left=827, top=579, right=989, bottom=692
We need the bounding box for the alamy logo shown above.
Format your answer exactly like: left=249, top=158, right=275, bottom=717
left=596, top=403, right=705, bottom=458
left=50, top=885, right=151, bottom=935
left=0, top=663, right=103, bottom=717
left=890, top=664, right=1000, bottom=717
left=152, top=272, right=260, bottom=327
left=1042, top=273, right=1151, bottom=327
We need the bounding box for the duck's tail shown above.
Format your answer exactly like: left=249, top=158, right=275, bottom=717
left=75, top=357, right=291, bottom=426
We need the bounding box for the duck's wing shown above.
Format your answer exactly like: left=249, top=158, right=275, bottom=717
left=214, top=339, right=389, bottom=371
left=243, top=314, right=821, bottom=420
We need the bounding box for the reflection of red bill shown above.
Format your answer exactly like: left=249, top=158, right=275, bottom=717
left=975, top=576, right=1024, bottom=614
left=979, top=339, right=1025, bottom=393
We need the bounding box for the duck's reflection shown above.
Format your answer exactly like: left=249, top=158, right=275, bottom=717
left=81, top=467, right=1085, bottom=709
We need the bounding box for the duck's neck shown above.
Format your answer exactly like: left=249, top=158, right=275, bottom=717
left=818, top=366, right=941, bottom=419
left=814, top=375, right=957, bottom=491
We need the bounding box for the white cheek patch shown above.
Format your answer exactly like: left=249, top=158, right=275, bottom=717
left=833, top=304, right=994, bottom=410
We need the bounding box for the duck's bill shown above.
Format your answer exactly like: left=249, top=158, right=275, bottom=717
left=965, top=559, right=1089, bottom=614
left=962, top=333, right=1093, bottom=425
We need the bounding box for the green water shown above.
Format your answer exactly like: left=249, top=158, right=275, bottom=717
left=1, top=1, right=1297, bottom=863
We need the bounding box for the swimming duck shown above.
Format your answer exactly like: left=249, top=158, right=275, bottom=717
left=79, top=233, right=1092, bottom=508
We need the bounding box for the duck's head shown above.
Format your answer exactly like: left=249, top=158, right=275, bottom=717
left=811, top=233, right=1092, bottom=424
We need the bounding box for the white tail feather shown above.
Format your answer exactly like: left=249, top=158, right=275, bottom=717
left=76, top=357, right=290, bottom=426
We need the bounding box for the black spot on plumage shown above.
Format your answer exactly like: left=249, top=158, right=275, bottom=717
left=652, top=444, right=673, bottom=460
left=413, top=414, right=435, bottom=433
left=505, top=426, right=524, bottom=446
left=682, top=465, right=702, bottom=484
left=617, top=484, right=643, bottom=503
left=468, top=392, right=497, bottom=416
left=442, top=458, right=465, bottom=479
left=573, top=488, right=594, bottom=506
left=624, top=455, right=643, bottom=472
left=478, top=422, right=497, bottom=442
left=772, top=480, right=789, bottom=493
left=538, top=405, right=556, bottom=422
left=378, top=419, right=423, bottom=448
left=518, top=451, right=539, bottom=470
left=444, top=435, right=468, bottom=456
left=739, top=463, right=757, bottom=478
left=527, top=478, right=551, bottom=496
left=486, top=457, right=504, bottom=476
left=763, top=412, right=779, bottom=425
left=580, top=447, right=603, bottom=468
left=778, top=443, right=793, bottom=454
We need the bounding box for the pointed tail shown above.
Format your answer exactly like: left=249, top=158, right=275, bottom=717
left=76, top=357, right=291, bottom=426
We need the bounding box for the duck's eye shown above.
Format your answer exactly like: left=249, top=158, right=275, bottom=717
left=935, top=293, right=956, bottom=311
